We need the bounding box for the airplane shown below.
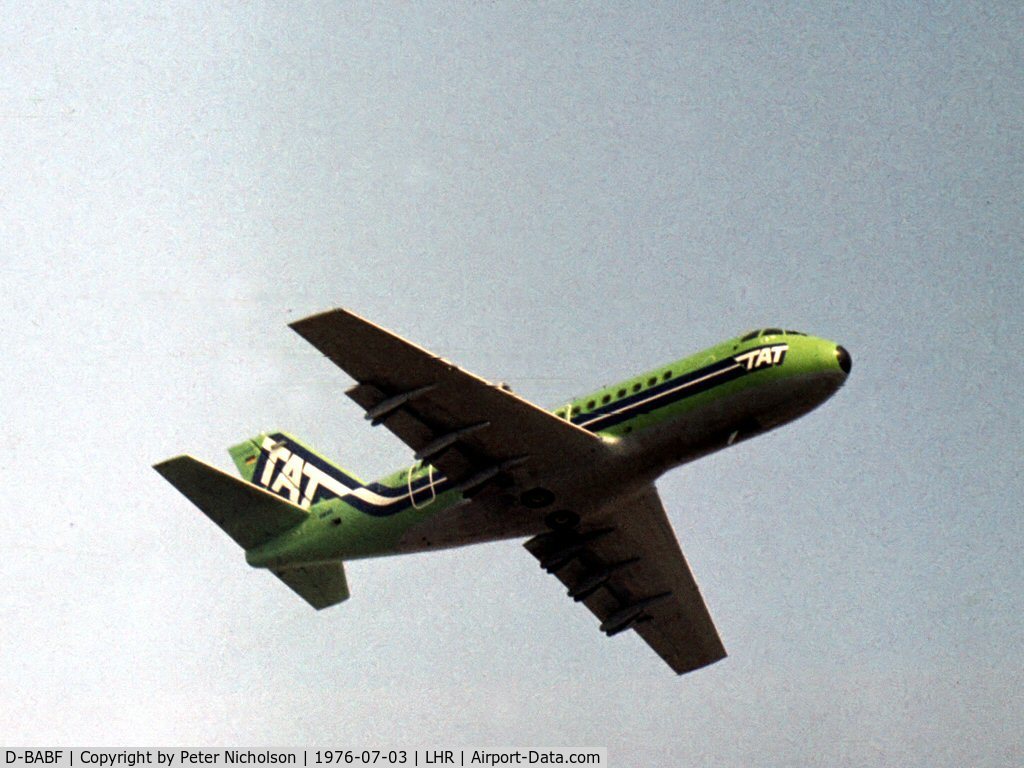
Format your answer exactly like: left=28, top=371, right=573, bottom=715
left=155, top=308, right=851, bottom=675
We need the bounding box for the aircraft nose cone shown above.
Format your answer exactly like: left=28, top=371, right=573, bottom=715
left=835, top=345, right=852, bottom=375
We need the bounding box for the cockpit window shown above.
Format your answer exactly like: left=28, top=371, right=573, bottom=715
left=762, top=328, right=783, bottom=336
left=740, top=330, right=760, bottom=341
left=786, top=329, right=807, bottom=336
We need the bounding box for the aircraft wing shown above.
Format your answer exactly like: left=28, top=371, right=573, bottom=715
left=524, top=484, right=726, bottom=675
left=289, top=308, right=605, bottom=490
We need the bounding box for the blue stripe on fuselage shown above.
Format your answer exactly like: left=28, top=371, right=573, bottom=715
left=252, top=432, right=454, bottom=516
left=255, top=346, right=772, bottom=517
left=572, top=357, right=746, bottom=431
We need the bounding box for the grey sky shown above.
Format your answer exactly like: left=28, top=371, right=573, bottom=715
left=1, top=2, right=1021, bottom=764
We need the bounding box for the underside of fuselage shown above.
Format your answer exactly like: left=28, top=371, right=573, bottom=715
left=390, top=363, right=848, bottom=557
left=242, top=330, right=849, bottom=567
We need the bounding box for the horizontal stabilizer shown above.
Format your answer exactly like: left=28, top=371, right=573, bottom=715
left=272, top=562, right=350, bottom=610
left=154, top=455, right=307, bottom=550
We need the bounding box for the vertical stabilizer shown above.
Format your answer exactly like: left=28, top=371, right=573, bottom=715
left=228, top=432, right=365, bottom=509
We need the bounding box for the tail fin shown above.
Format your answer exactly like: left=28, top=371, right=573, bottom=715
left=154, top=455, right=349, bottom=610
left=228, top=432, right=364, bottom=509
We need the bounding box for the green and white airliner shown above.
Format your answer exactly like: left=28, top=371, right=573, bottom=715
left=156, top=308, right=851, bottom=675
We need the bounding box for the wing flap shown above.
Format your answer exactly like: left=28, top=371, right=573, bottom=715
left=290, top=308, right=604, bottom=488
left=345, top=381, right=478, bottom=482
left=525, top=485, right=726, bottom=675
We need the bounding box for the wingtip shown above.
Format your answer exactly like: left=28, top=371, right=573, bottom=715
left=680, top=649, right=728, bottom=676
left=288, top=307, right=351, bottom=332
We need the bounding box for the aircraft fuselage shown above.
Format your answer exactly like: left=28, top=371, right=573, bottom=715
left=244, top=328, right=850, bottom=569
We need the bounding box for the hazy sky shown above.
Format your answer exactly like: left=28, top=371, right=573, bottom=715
left=2, top=3, right=1021, bottom=765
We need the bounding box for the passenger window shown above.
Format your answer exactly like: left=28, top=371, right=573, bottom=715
left=587, top=400, right=595, bottom=410
left=647, top=377, right=657, bottom=387
left=617, top=389, right=626, bottom=398
left=601, top=395, right=610, bottom=405
left=571, top=406, right=580, bottom=416
left=663, top=371, right=671, bottom=381
left=633, top=383, right=641, bottom=393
